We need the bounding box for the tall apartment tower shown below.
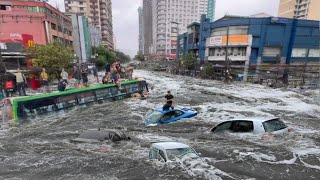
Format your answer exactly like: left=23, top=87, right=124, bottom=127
left=143, top=0, right=153, bottom=55
left=151, top=0, right=208, bottom=57
left=278, top=0, right=320, bottom=20
left=65, top=0, right=114, bottom=50
left=138, top=7, right=144, bottom=54
left=207, top=0, right=215, bottom=21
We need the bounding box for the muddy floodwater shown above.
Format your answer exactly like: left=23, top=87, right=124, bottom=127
left=0, top=70, right=320, bottom=180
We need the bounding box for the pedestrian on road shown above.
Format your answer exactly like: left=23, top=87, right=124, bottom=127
left=60, top=68, right=69, bottom=84
left=40, top=68, right=49, bottom=93
left=93, top=65, right=99, bottom=83
left=81, top=66, right=89, bottom=87
left=57, top=78, right=67, bottom=92
left=14, top=68, right=27, bottom=96
left=105, top=63, right=111, bottom=74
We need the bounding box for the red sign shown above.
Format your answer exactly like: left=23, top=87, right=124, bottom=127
left=22, top=34, right=34, bottom=48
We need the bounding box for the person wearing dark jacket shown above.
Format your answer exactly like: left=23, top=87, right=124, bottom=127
left=57, top=79, right=67, bottom=91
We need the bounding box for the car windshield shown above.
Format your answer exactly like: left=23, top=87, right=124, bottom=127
left=263, top=119, right=287, bottom=132
left=166, top=148, right=196, bottom=160
left=145, top=111, right=163, bottom=124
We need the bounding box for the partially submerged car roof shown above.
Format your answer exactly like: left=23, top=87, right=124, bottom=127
left=231, top=116, right=279, bottom=123
left=152, top=142, right=190, bottom=150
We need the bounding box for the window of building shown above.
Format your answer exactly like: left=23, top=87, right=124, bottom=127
left=308, top=49, right=320, bottom=57
left=79, top=2, right=83, bottom=5
left=80, top=7, right=84, bottom=11
left=292, top=48, right=307, bottom=57
left=51, top=23, right=56, bottom=30
left=58, top=26, right=62, bottom=32
left=263, top=47, right=281, bottom=57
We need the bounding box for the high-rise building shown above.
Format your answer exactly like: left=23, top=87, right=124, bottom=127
left=65, top=0, right=114, bottom=50
left=138, top=7, right=144, bottom=54
left=71, top=15, right=92, bottom=62
left=151, top=0, right=209, bottom=58
left=143, top=0, right=153, bottom=55
left=207, top=0, right=215, bottom=21
left=278, top=0, right=320, bottom=20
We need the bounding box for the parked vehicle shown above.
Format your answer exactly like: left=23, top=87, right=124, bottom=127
left=144, top=108, right=197, bottom=126
left=211, top=117, right=290, bottom=136
left=149, top=142, right=200, bottom=162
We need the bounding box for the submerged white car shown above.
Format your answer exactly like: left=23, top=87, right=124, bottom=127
left=149, top=142, right=200, bottom=162
left=211, top=117, right=290, bottom=136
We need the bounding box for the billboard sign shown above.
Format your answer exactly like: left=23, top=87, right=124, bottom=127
left=209, top=36, right=222, bottom=45
left=209, top=35, right=248, bottom=46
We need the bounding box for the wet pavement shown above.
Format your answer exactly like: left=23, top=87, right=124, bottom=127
left=0, top=70, right=319, bottom=180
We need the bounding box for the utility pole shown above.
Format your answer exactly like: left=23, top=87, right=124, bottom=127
left=224, top=26, right=230, bottom=84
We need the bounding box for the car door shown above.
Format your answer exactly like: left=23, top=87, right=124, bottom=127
left=149, top=147, right=158, bottom=160
left=157, top=149, right=167, bottom=162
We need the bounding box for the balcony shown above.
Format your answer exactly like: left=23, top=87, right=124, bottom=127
left=158, top=10, right=166, bottom=15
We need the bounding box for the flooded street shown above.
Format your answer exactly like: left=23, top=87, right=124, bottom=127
left=0, top=70, right=320, bottom=180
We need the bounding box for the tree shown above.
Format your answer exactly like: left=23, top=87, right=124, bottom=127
left=96, top=46, right=116, bottom=66
left=201, top=64, right=215, bottom=78
left=134, top=52, right=145, bottom=61
left=184, top=52, right=197, bottom=70
left=95, top=46, right=131, bottom=68
left=115, top=51, right=131, bottom=63
left=25, top=43, right=74, bottom=80
left=27, top=43, right=73, bottom=69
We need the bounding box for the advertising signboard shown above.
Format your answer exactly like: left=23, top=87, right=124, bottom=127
left=209, top=35, right=248, bottom=46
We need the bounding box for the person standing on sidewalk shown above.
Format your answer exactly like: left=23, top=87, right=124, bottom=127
left=40, top=68, right=49, bottom=93
left=14, top=68, right=27, bottom=96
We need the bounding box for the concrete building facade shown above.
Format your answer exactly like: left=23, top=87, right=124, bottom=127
left=71, top=15, right=92, bottom=63
left=278, top=0, right=320, bottom=20
left=65, top=0, right=114, bottom=50
left=177, top=15, right=320, bottom=84
left=143, top=0, right=153, bottom=55
left=138, top=6, right=144, bottom=54
left=207, top=0, right=215, bottom=21
left=0, top=0, right=73, bottom=46
left=150, top=0, right=209, bottom=59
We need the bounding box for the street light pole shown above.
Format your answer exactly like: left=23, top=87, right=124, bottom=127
left=224, top=26, right=230, bottom=84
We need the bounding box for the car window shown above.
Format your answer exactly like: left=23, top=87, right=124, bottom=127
left=231, top=121, right=254, bottom=132
left=161, top=111, right=176, bottom=122
left=149, top=147, right=158, bottom=159
left=145, top=111, right=163, bottom=123
left=211, top=121, right=232, bottom=132
left=167, top=148, right=196, bottom=160
left=174, top=110, right=184, bottom=116
left=158, top=150, right=166, bottom=162
left=263, top=118, right=287, bottom=132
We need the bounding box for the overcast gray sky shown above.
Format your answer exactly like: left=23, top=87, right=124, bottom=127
left=52, top=0, right=280, bottom=57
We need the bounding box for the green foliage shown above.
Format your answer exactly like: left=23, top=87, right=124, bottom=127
left=134, top=52, right=145, bottom=61
left=201, top=64, right=215, bottom=78
left=96, top=55, right=107, bottom=68
left=95, top=46, right=131, bottom=68
left=115, top=51, right=131, bottom=63
left=184, top=52, right=197, bottom=70
left=96, top=46, right=116, bottom=66
left=27, top=43, right=73, bottom=69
